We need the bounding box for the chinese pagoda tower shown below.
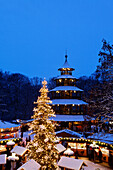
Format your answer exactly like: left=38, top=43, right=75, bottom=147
left=50, top=54, right=88, bottom=131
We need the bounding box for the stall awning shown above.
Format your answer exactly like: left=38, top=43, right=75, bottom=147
left=49, top=115, right=85, bottom=122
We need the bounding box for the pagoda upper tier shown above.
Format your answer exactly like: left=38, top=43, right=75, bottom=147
left=58, top=54, right=75, bottom=72
left=55, top=54, right=77, bottom=86
left=50, top=54, right=88, bottom=121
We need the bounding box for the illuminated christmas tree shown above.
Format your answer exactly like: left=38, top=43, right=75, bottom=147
left=28, top=79, right=58, bottom=169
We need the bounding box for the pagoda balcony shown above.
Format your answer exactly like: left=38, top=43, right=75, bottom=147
left=51, top=96, right=82, bottom=100
left=53, top=110, right=86, bottom=115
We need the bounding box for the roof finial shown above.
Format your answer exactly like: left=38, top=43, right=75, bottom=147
left=65, top=49, right=68, bottom=62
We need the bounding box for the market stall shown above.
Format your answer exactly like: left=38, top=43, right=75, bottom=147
left=68, top=142, right=87, bottom=157
left=11, top=146, right=28, bottom=164
left=8, top=152, right=19, bottom=170
left=0, top=145, right=6, bottom=154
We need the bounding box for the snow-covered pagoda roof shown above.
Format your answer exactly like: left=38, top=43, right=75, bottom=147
left=51, top=99, right=88, bottom=105
left=0, top=120, right=19, bottom=129
left=17, top=159, right=41, bottom=170
left=50, top=86, right=83, bottom=92
left=49, top=115, right=85, bottom=122
left=56, top=129, right=83, bottom=138
left=55, top=75, right=76, bottom=79
left=58, top=55, right=75, bottom=71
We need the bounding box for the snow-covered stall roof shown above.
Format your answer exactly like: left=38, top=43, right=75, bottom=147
left=17, top=159, right=41, bottom=170
left=50, top=115, right=85, bottom=122
left=51, top=99, right=88, bottom=105
left=6, top=140, right=15, bottom=146
left=0, top=154, right=6, bottom=165
left=56, top=129, right=83, bottom=138
left=0, top=120, right=19, bottom=129
left=11, top=146, right=28, bottom=156
left=88, top=133, right=113, bottom=144
left=50, top=86, right=83, bottom=92
left=55, top=143, right=66, bottom=153
left=55, top=75, right=76, bottom=79
left=58, top=156, right=87, bottom=170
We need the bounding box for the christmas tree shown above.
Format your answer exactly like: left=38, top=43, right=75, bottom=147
left=28, top=79, right=58, bottom=169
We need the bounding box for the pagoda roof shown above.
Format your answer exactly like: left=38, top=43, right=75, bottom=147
left=50, top=86, right=83, bottom=92
left=50, top=115, right=86, bottom=122
left=51, top=99, right=88, bottom=105
left=55, top=75, right=76, bottom=79
left=58, top=55, right=75, bottom=71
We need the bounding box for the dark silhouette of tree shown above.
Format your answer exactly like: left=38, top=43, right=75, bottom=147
left=88, top=40, right=113, bottom=130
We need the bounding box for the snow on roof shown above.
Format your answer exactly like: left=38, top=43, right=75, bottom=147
left=51, top=99, right=88, bottom=105
left=0, top=154, right=6, bottom=165
left=88, top=133, right=113, bottom=144
left=63, top=148, right=74, bottom=155
left=17, top=159, right=41, bottom=170
left=55, top=143, right=66, bottom=153
left=56, top=129, right=83, bottom=138
left=0, top=120, right=19, bottom=129
left=55, top=75, right=76, bottom=79
left=6, top=140, right=15, bottom=146
left=11, top=146, right=28, bottom=156
left=58, top=156, right=87, bottom=170
left=63, top=60, right=71, bottom=68
left=50, top=115, right=85, bottom=122
left=50, top=86, right=83, bottom=92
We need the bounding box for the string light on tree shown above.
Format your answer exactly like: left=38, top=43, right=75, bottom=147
left=28, top=78, right=58, bottom=170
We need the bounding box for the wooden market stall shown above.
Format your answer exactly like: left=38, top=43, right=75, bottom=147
left=11, top=145, right=28, bottom=164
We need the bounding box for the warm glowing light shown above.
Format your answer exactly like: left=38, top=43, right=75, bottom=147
left=74, top=91, right=76, bottom=93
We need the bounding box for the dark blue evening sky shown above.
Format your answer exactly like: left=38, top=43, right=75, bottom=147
left=0, top=0, right=113, bottom=80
